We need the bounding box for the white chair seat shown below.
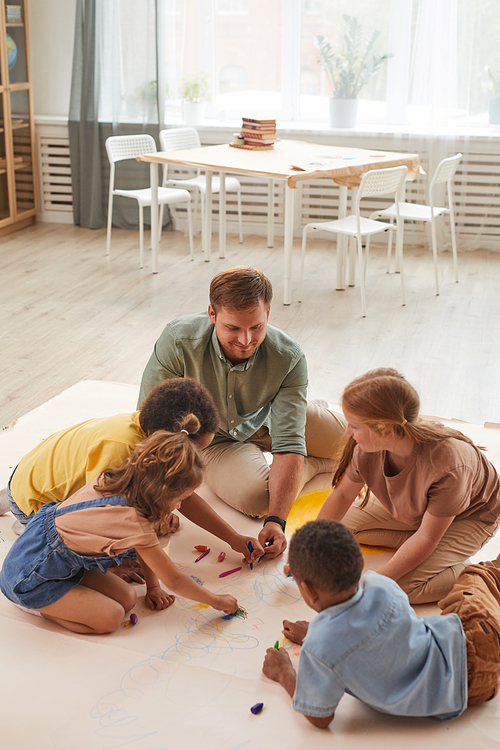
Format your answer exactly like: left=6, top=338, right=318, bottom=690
left=159, top=127, right=244, bottom=246
left=299, top=165, right=408, bottom=317
left=113, top=186, right=191, bottom=207
left=375, top=202, right=448, bottom=222
left=105, top=133, right=194, bottom=268
left=309, top=215, right=393, bottom=236
left=168, top=174, right=242, bottom=195
left=370, top=153, right=462, bottom=294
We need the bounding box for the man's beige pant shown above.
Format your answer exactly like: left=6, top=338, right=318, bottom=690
left=202, top=401, right=346, bottom=518
left=343, top=494, right=500, bottom=604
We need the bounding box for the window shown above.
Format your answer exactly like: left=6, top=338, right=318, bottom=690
left=105, top=0, right=500, bottom=130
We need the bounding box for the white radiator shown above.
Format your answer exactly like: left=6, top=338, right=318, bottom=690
left=36, top=121, right=74, bottom=224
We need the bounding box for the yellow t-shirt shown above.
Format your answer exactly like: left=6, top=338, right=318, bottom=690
left=10, top=412, right=145, bottom=516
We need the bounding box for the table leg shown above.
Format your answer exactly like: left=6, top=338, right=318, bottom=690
left=219, top=172, right=226, bottom=259
left=204, top=170, right=213, bottom=262
left=283, top=184, right=295, bottom=305
left=150, top=162, right=159, bottom=274
left=336, top=185, right=348, bottom=290
left=267, top=179, right=274, bottom=248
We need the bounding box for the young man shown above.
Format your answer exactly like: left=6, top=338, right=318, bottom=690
left=138, top=266, right=346, bottom=558
left=263, top=520, right=500, bottom=728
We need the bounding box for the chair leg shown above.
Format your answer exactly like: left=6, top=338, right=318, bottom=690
left=298, top=226, right=309, bottom=302
left=139, top=204, right=144, bottom=268
left=186, top=201, right=194, bottom=260
left=364, top=237, right=370, bottom=282
left=396, top=222, right=406, bottom=306
left=158, top=204, right=164, bottom=244
left=448, top=191, right=459, bottom=283
left=356, top=234, right=367, bottom=318
left=237, top=188, right=243, bottom=244
left=348, top=237, right=356, bottom=287
left=106, top=193, right=113, bottom=257
left=387, top=220, right=394, bottom=273
left=430, top=214, right=439, bottom=295
left=336, top=234, right=345, bottom=290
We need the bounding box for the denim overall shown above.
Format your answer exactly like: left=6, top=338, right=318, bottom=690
left=0, top=496, right=132, bottom=609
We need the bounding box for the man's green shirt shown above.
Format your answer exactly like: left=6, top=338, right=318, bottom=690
left=138, top=312, right=308, bottom=454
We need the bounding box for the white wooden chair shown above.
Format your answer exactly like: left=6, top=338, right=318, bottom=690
left=105, top=134, right=194, bottom=267
left=370, top=153, right=462, bottom=295
left=299, top=165, right=408, bottom=317
left=159, top=127, right=243, bottom=244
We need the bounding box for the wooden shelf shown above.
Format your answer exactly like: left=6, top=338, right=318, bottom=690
left=0, top=0, right=37, bottom=234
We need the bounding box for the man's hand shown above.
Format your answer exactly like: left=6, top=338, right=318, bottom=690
left=262, top=646, right=295, bottom=686
left=110, top=557, right=145, bottom=583
left=230, top=535, right=265, bottom=564
left=258, top=521, right=287, bottom=558
left=145, top=585, right=175, bottom=610
left=283, top=619, right=309, bottom=645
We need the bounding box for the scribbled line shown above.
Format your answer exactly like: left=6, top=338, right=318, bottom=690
left=89, top=561, right=299, bottom=740
left=252, top=562, right=302, bottom=607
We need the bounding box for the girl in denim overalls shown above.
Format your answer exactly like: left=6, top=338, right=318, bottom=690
left=0, top=414, right=249, bottom=634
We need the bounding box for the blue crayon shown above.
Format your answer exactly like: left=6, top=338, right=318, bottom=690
left=247, top=541, right=253, bottom=570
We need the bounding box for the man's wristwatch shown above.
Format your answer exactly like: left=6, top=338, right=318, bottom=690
left=263, top=515, right=286, bottom=532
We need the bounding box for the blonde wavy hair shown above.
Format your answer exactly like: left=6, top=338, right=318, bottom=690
left=95, top=413, right=204, bottom=524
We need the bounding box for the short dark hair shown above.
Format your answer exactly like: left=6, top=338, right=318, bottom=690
left=139, top=378, right=219, bottom=437
left=289, top=520, right=363, bottom=594
left=209, top=266, right=273, bottom=313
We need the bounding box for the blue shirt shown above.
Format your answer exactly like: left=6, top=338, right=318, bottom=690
left=293, top=571, right=467, bottom=721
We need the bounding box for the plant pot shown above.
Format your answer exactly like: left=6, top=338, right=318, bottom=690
left=182, top=100, right=206, bottom=126
left=489, top=98, right=500, bottom=125
left=330, top=98, right=358, bottom=129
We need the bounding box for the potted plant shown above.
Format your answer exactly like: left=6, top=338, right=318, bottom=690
left=182, top=72, right=210, bottom=125
left=315, top=15, right=391, bottom=129
left=487, top=67, right=500, bottom=125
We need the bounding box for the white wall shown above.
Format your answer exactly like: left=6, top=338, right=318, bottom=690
left=27, top=0, right=76, bottom=117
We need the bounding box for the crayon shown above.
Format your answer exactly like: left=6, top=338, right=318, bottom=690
left=195, top=548, right=210, bottom=562
left=247, top=541, right=253, bottom=570
left=219, top=567, right=242, bottom=578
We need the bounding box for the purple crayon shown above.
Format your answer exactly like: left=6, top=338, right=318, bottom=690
left=219, top=566, right=242, bottom=578
left=195, top=548, right=210, bottom=562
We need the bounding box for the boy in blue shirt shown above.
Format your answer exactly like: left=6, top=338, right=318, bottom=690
left=262, top=520, right=500, bottom=729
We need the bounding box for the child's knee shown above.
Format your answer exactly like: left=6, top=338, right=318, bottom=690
left=122, top=585, right=137, bottom=613
left=100, top=602, right=128, bottom=633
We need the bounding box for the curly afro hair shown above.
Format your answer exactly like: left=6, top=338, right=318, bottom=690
left=139, top=378, right=219, bottom=439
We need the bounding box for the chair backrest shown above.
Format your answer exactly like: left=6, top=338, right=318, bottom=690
left=159, top=127, right=201, bottom=152
left=430, top=152, right=462, bottom=188
left=356, top=165, right=408, bottom=212
left=105, top=134, right=157, bottom=165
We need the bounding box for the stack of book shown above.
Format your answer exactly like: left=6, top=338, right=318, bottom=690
left=231, top=118, right=277, bottom=151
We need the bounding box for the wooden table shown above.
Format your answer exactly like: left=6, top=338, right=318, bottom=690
left=140, top=139, right=420, bottom=304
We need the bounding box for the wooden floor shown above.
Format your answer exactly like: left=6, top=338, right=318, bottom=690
left=1, top=221, right=499, bottom=427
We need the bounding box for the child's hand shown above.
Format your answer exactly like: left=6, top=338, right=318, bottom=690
left=145, top=585, right=175, bottom=610
left=262, top=646, right=294, bottom=683
left=213, top=594, right=239, bottom=614
left=232, top=535, right=265, bottom=564
left=282, top=619, right=309, bottom=645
